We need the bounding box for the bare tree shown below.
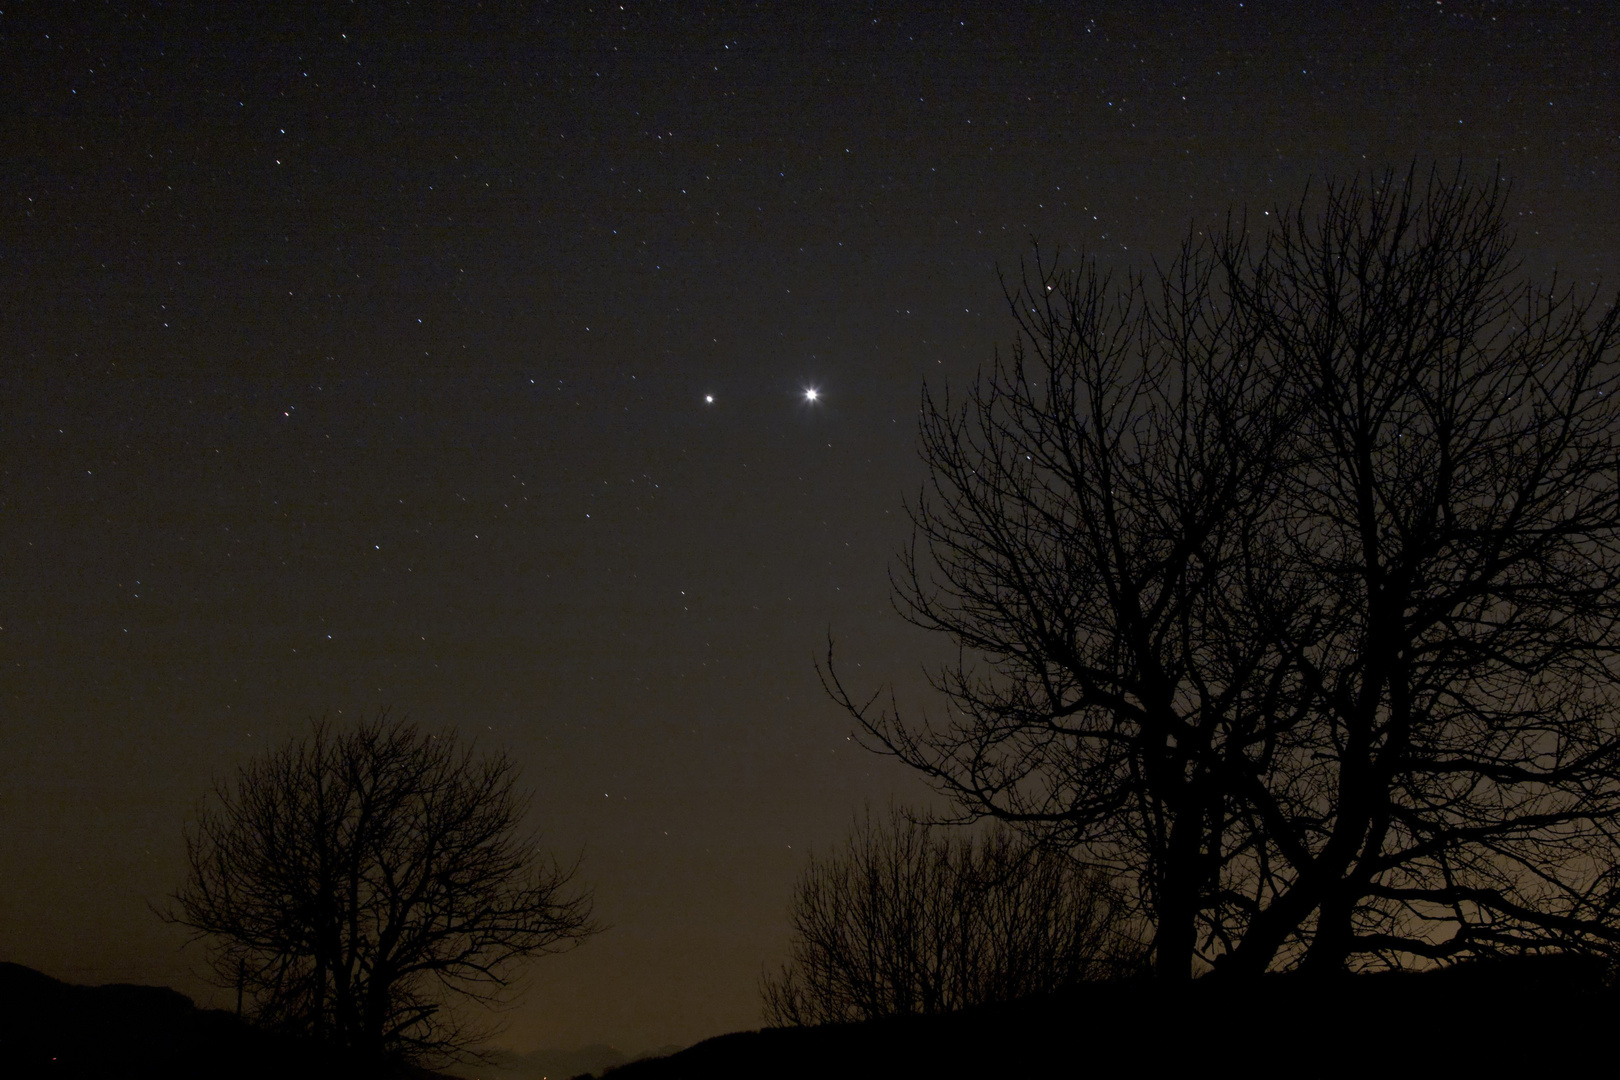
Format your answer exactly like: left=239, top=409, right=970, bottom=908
left=832, top=164, right=1620, bottom=981
left=826, top=229, right=1300, bottom=981
left=167, top=713, right=599, bottom=1063
left=1217, top=167, right=1620, bottom=975
left=762, top=808, right=1144, bottom=1025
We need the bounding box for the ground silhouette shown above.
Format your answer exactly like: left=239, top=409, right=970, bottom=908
left=602, top=955, right=1613, bottom=1078
left=0, top=962, right=452, bottom=1079
left=5, top=955, right=1605, bottom=1077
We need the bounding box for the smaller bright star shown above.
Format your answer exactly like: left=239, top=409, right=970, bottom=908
left=804, top=388, right=820, bottom=402
left=704, top=394, right=715, bottom=403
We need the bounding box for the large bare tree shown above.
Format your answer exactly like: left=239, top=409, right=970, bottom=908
left=832, top=165, right=1620, bottom=980
left=826, top=231, right=1300, bottom=981
left=1219, top=168, right=1620, bottom=975
left=167, top=713, right=599, bottom=1063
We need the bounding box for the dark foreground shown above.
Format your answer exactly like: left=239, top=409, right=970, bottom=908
left=605, top=955, right=1615, bottom=1078
left=0, top=962, right=445, bottom=1080
left=3, top=956, right=1608, bottom=1079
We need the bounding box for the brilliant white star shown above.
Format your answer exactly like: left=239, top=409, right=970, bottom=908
left=804, top=388, right=820, bottom=402
left=704, top=394, right=715, bottom=404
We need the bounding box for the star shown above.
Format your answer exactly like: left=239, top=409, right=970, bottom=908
left=704, top=394, right=715, bottom=404
left=804, top=388, right=820, bottom=403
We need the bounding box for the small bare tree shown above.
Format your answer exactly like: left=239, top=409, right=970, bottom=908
left=167, top=713, right=599, bottom=1064
left=762, top=808, right=1144, bottom=1025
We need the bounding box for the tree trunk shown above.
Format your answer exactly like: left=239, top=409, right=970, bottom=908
left=1153, top=887, right=1196, bottom=982
left=1301, top=890, right=1354, bottom=975
left=1153, top=789, right=1209, bottom=983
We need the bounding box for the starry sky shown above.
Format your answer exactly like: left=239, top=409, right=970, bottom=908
left=2, top=0, right=1617, bottom=1058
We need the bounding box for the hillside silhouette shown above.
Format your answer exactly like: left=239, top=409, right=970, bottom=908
left=601, top=955, right=1613, bottom=1078
left=0, top=962, right=450, bottom=1079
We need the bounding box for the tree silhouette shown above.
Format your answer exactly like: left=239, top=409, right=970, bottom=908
left=167, top=713, right=599, bottom=1063
left=826, top=220, right=1299, bottom=981
left=762, top=808, right=1143, bottom=1025
left=830, top=165, right=1620, bottom=980
left=1220, top=169, right=1620, bottom=975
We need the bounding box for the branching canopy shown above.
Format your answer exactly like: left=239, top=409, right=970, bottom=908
left=830, top=165, right=1620, bottom=979
left=168, top=713, right=599, bottom=1062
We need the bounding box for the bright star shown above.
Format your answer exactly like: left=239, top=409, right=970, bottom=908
left=804, top=388, right=820, bottom=403
left=704, top=394, right=715, bottom=404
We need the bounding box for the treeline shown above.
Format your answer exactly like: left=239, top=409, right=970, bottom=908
left=762, top=810, right=1145, bottom=1025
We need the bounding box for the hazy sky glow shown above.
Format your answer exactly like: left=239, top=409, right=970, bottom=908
left=2, top=0, right=1618, bottom=1057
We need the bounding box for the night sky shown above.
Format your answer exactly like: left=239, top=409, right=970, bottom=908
left=3, top=0, right=1617, bottom=1057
